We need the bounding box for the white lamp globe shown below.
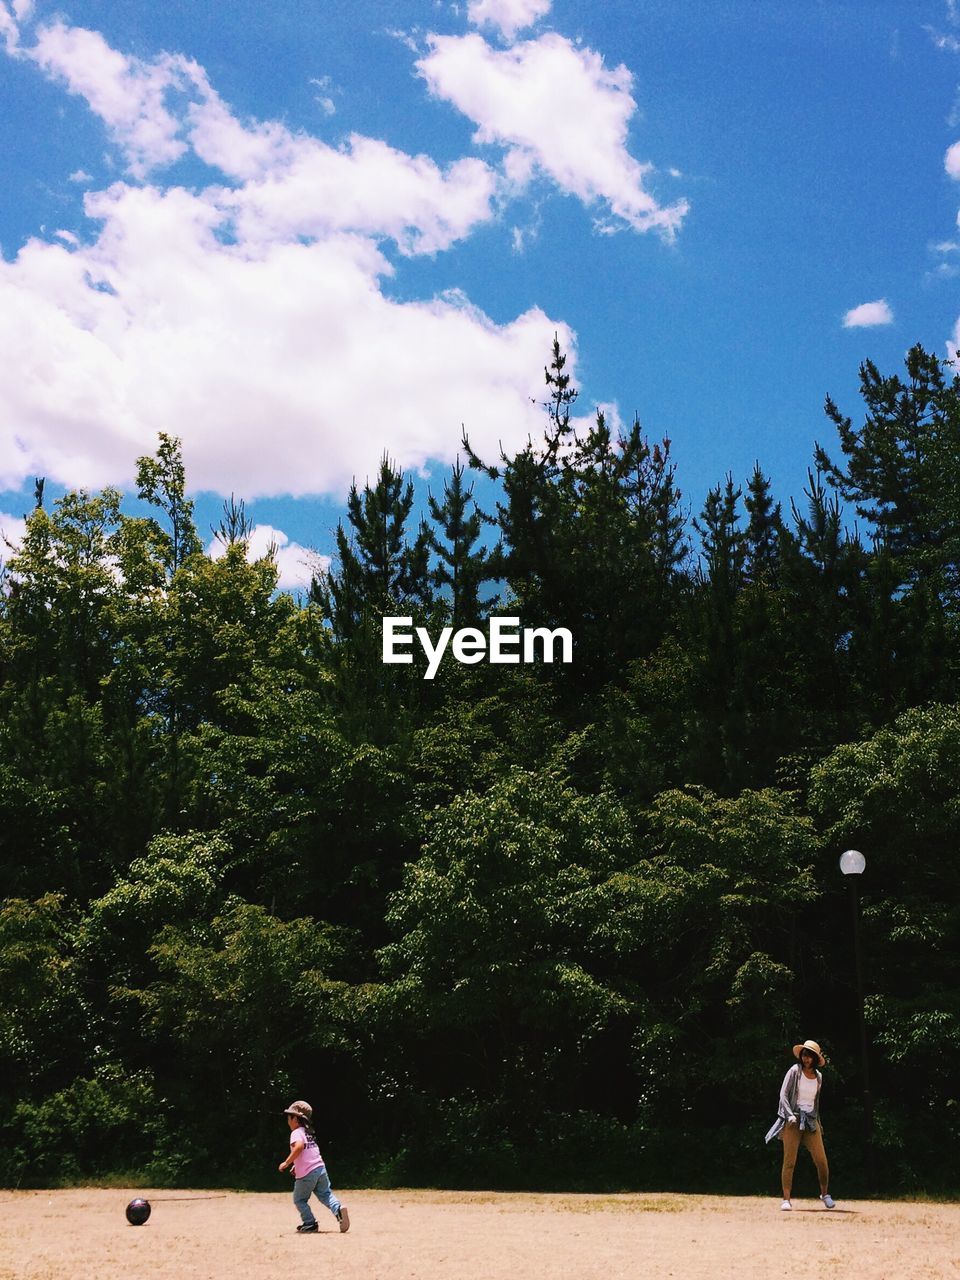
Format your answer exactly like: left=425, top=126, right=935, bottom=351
left=839, top=849, right=866, bottom=876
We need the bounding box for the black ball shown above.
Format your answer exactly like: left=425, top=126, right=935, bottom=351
left=126, top=1197, right=151, bottom=1226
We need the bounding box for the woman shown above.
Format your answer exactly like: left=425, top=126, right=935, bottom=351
left=765, top=1039, right=837, bottom=1210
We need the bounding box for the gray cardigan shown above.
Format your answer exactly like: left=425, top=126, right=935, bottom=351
left=764, top=1063, right=822, bottom=1144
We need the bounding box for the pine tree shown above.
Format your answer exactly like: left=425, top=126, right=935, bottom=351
left=694, top=476, right=745, bottom=601
left=782, top=468, right=869, bottom=743
left=463, top=340, right=688, bottom=692
left=426, top=460, right=498, bottom=625
left=815, top=344, right=960, bottom=600
left=743, top=464, right=783, bottom=585
left=316, top=454, right=432, bottom=640
left=213, top=494, right=254, bottom=548
left=689, top=477, right=747, bottom=787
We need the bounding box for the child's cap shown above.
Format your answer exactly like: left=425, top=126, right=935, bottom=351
left=284, top=1100, right=313, bottom=1121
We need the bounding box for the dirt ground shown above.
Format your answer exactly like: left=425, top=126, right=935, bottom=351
left=1, top=1187, right=958, bottom=1280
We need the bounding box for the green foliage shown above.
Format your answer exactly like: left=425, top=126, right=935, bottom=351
left=134, top=432, right=203, bottom=575
left=0, top=895, right=87, bottom=1095
left=140, top=899, right=350, bottom=1066
left=378, top=768, right=635, bottom=1105
left=584, top=787, right=819, bottom=1108
left=13, top=1063, right=180, bottom=1184
left=809, top=705, right=960, bottom=1142
left=5, top=343, right=960, bottom=1193
left=464, top=338, right=687, bottom=689
left=426, top=459, right=498, bottom=625
left=317, top=454, right=432, bottom=640
left=83, top=831, right=229, bottom=984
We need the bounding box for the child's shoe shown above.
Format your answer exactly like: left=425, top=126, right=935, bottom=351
left=780, top=1199, right=792, bottom=1211
left=820, top=1193, right=836, bottom=1209
left=337, top=1206, right=350, bottom=1233
left=297, top=1222, right=319, bottom=1233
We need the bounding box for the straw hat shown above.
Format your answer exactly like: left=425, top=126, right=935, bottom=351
left=793, top=1039, right=826, bottom=1066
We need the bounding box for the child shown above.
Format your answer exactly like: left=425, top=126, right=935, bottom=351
left=278, top=1100, right=350, bottom=1234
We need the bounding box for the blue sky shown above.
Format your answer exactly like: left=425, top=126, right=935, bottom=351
left=2, top=0, right=960, bottom=587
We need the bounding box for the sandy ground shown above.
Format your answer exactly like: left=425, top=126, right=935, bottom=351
left=1, top=1188, right=959, bottom=1280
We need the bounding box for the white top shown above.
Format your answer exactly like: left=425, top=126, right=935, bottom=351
left=797, top=1071, right=818, bottom=1112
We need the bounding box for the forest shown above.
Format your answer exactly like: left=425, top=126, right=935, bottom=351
left=1, top=341, right=958, bottom=1195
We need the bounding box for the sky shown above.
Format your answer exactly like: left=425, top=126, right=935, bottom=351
left=3, top=0, right=960, bottom=589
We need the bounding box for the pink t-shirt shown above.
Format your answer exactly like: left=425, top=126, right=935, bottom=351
left=290, top=1126, right=324, bottom=1178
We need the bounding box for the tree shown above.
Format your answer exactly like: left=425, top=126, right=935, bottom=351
left=377, top=768, right=635, bottom=1113
left=744, top=464, right=784, bottom=585
left=464, top=338, right=688, bottom=691
left=816, top=347, right=960, bottom=586
left=809, top=705, right=960, bottom=1177
left=212, top=493, right=254, bottom=548
left=134, top=433, right=203, bottom=578
left=426, top=460, right=497, bottom=625
left=583, top=785, right=819, bottom=1122
left=688, top=477, right=747, bottom=786
left=316, top=455, right=432, bottom=640
left=133, top=900, right=353, bottom=1174
left=311, top=455, right=436, bottom=739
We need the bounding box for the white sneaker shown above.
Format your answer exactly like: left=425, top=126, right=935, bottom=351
left=820, top=1194, right=836, bottom=1209
left=781, top=1200, right=792, bottom=1211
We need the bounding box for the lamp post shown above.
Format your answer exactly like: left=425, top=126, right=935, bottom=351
left=839, top=849, right=874, bottom=1192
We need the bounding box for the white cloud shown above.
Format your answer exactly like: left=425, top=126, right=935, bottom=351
left=467, top=0, right=551, bottom=41
left=947, top=139, right=960, bottom=179
left=416, top=32, right=688, bottom=236
left=22, top=18, right=501, bottom=255
left=69, top=168, right=94, bottom=183
left=188, top=97, right=499, bottom=255
left=28, top=21, right=206, bottom=177
left=842, top=299, right=894, bottom=328
left=208, top=523, right=327, bottom=591
left=33, top=42, right=500, bottom=257
left=0, top=180, right=567, bottom=496
left=0, top=17, right=639, bottom=499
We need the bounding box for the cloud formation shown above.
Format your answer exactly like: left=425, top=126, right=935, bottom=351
left=0, top=6, right=683, bottom=499
left=416, top=32, right=688, bottom=237
left=30, top=21, right=201, bottom=177
left=842, top=299, right=894, bottom=328
left=0, top=180, right=564, bottom=496
left=467, top=0, right=551, bottom=41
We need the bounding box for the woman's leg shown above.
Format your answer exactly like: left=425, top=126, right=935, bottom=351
left=801, top=1128, right=830, bottom=1194
left=780, top=1124, right=800, bottom=1198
